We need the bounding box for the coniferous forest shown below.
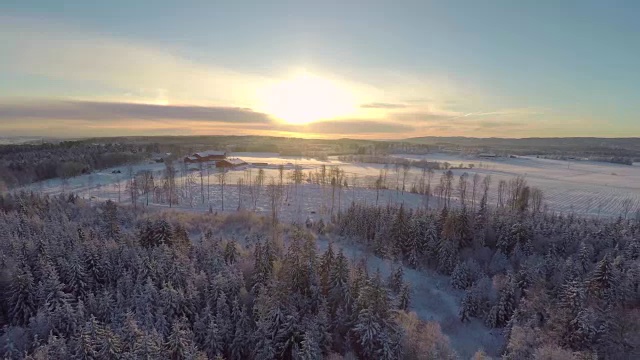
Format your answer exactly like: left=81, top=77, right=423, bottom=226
left=4, top=1, right=640, bottom=358
left=0, top=191, right=638, bottom=359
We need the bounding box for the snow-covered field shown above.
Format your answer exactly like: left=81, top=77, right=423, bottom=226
left=25, top=152, right=640, bottom=219
left=389, top=153, right=640, bottom=218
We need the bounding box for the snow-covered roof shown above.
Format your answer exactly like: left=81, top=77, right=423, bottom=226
left=226, top=158, right=246, bottom=165
left=194, top=150, right=226, bottom=157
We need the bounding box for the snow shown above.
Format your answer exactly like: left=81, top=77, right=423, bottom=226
left=389, top=153, right=640, bottom=218
left=316, top=236, right=503, bottom=358
left=194, top=150, right=226, bottom=157
left=23, top=152, right=640, bottom=219
left=15, top=150, right=639, bottom=357
left=28, top=151, right=612, bottom=358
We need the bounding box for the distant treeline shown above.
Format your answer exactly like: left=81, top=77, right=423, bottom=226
left=337, top=154, right=468, bottom=170
left=540, top=154, right=634, bottom=166
left=0, top=141, right=152, bottom=189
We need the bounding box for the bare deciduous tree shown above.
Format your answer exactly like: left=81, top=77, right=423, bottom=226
left=199, top=162, right=205, bottom=205
left=216, top=168, right=227, bottom=211
left=139, top=170, right=154, bottom=206
left=481, top=175, right=492, bottom=209
left=458, top=172, right=469, bottom=207
left=267, top=177, right=283, bottom=229
left=621, top=198, right=634, bottom=219
left=394, top=162, right=401, bottom=197
left=375, top=171, right=384, bottom=206
left=471, top=173, right=481, bottom=210
left=530, top=187, right=544, bottom=214
left=127, top=166, right=136, bottom=204
left=185, top=170, right=198, bottom=207
left=237, top=177, right=243, bottom=210
left=252, top=168, right=265, bottom=210
left=401, top=163, right=410, bottom=195
left=443, top=170, right=454, bottom=208
left=507, top=176, right=527, bottom=210
left=164, top=161, right=177, bottom=207
left=497, top=179, right=507, bottom=208
left=351, top=173, right=359, bottom=203
left=329, top=166, right=343, bottom=215
left=114, top=175, right=121, bottom=203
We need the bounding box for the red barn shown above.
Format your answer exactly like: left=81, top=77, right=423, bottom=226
left=184, top=150, right=227, bottom=163
left=215, top=158, right=247, bottom=168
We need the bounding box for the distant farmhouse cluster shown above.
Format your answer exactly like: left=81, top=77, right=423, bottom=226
left=184, top=150, right=247, bottom=168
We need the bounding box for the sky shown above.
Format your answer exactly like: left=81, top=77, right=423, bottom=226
left=1, top=1, right=639, bottom=139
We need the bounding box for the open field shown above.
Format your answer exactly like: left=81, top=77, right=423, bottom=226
left=390, top=153, right=640, bottom=218
left=22, top=152, right=640, bottom=219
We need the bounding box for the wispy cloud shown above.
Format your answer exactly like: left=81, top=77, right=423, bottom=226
left=360, top=102, right=408, bottom=109
left=449, top=108, right=545, bottom=120
left=0, top=16, right=271, bottom=106
left=0, top=99, right=414, bottom=137
left=298, top=119, right=414, bottom=134
left=0, top=100, right=273, bottom=124
left=0, top=16, right=577, bottom=139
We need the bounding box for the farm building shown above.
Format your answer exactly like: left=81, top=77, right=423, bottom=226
left=184, top=150, right=227, bottom=163
left=216, top=158, right=247, bottom=168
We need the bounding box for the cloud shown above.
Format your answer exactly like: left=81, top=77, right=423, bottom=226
left=0, top=16, right=271, bottom=106
left=0, top=100, right=273, bottom=124
left=450, top=108, right=545, bottom=120
left=391, top=112, right=458, bottom=124
left=360, top=102, right=408, bottom=109
left=283, top=119, right=415, bottom=135
left=0, top=16, right=384, bottom=112
left=0, top=99, right=414, bottom=138
left=308, top=120, right=414, bottom=134
left=476, top=120, right=528, bottom=129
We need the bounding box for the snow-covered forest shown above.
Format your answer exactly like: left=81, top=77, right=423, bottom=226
left=0, top=142, right=153, bottom=188
left=1, top=139, right=639, bottom=359
left=0, top=192, right=458, bottom=359
left=1, top=183, right=639, bottom=359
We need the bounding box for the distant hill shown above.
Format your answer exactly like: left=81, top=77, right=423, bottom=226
left=403, top=136, right=640, bottom=149
left=402, top=136, right=640, bottom=161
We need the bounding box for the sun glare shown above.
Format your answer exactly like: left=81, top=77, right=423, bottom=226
left=259, top=71, right=358, bottom=125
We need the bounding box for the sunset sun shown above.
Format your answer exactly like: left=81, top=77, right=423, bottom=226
left=259, top=71, right=357, bottom=125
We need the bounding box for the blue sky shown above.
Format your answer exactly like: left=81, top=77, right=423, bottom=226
left=1, top=1, right=639, bottom=138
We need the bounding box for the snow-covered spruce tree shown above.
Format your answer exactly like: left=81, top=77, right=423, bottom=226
left=387, top=265, right=404, bottom=294
left=230, top=302, right=251, bottom=360
left=101, top=200, right=122, bottom=241
left=459, top=289, right=478, bottom=322
left=398, top=283, right=411, bottom=311
left=319, top=242, right=335, bottom=297
left=486, top=275, right=517, bottom=328
left=224, top=239, right=239, bottom=265
left=8, top=263, right=36, bottom=325
left=328, top=249, right=350, bottom=314
left=451, top=261, right=473, bottom=290
left=166, top=317, right=197, bottom=360
left=588, top=253, right=617, bottom=301
left=350, top=270, right=402, bottom=359
left=389, top=204, right=409, bottom=261
left=152, top=219, right=173, bottom=247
